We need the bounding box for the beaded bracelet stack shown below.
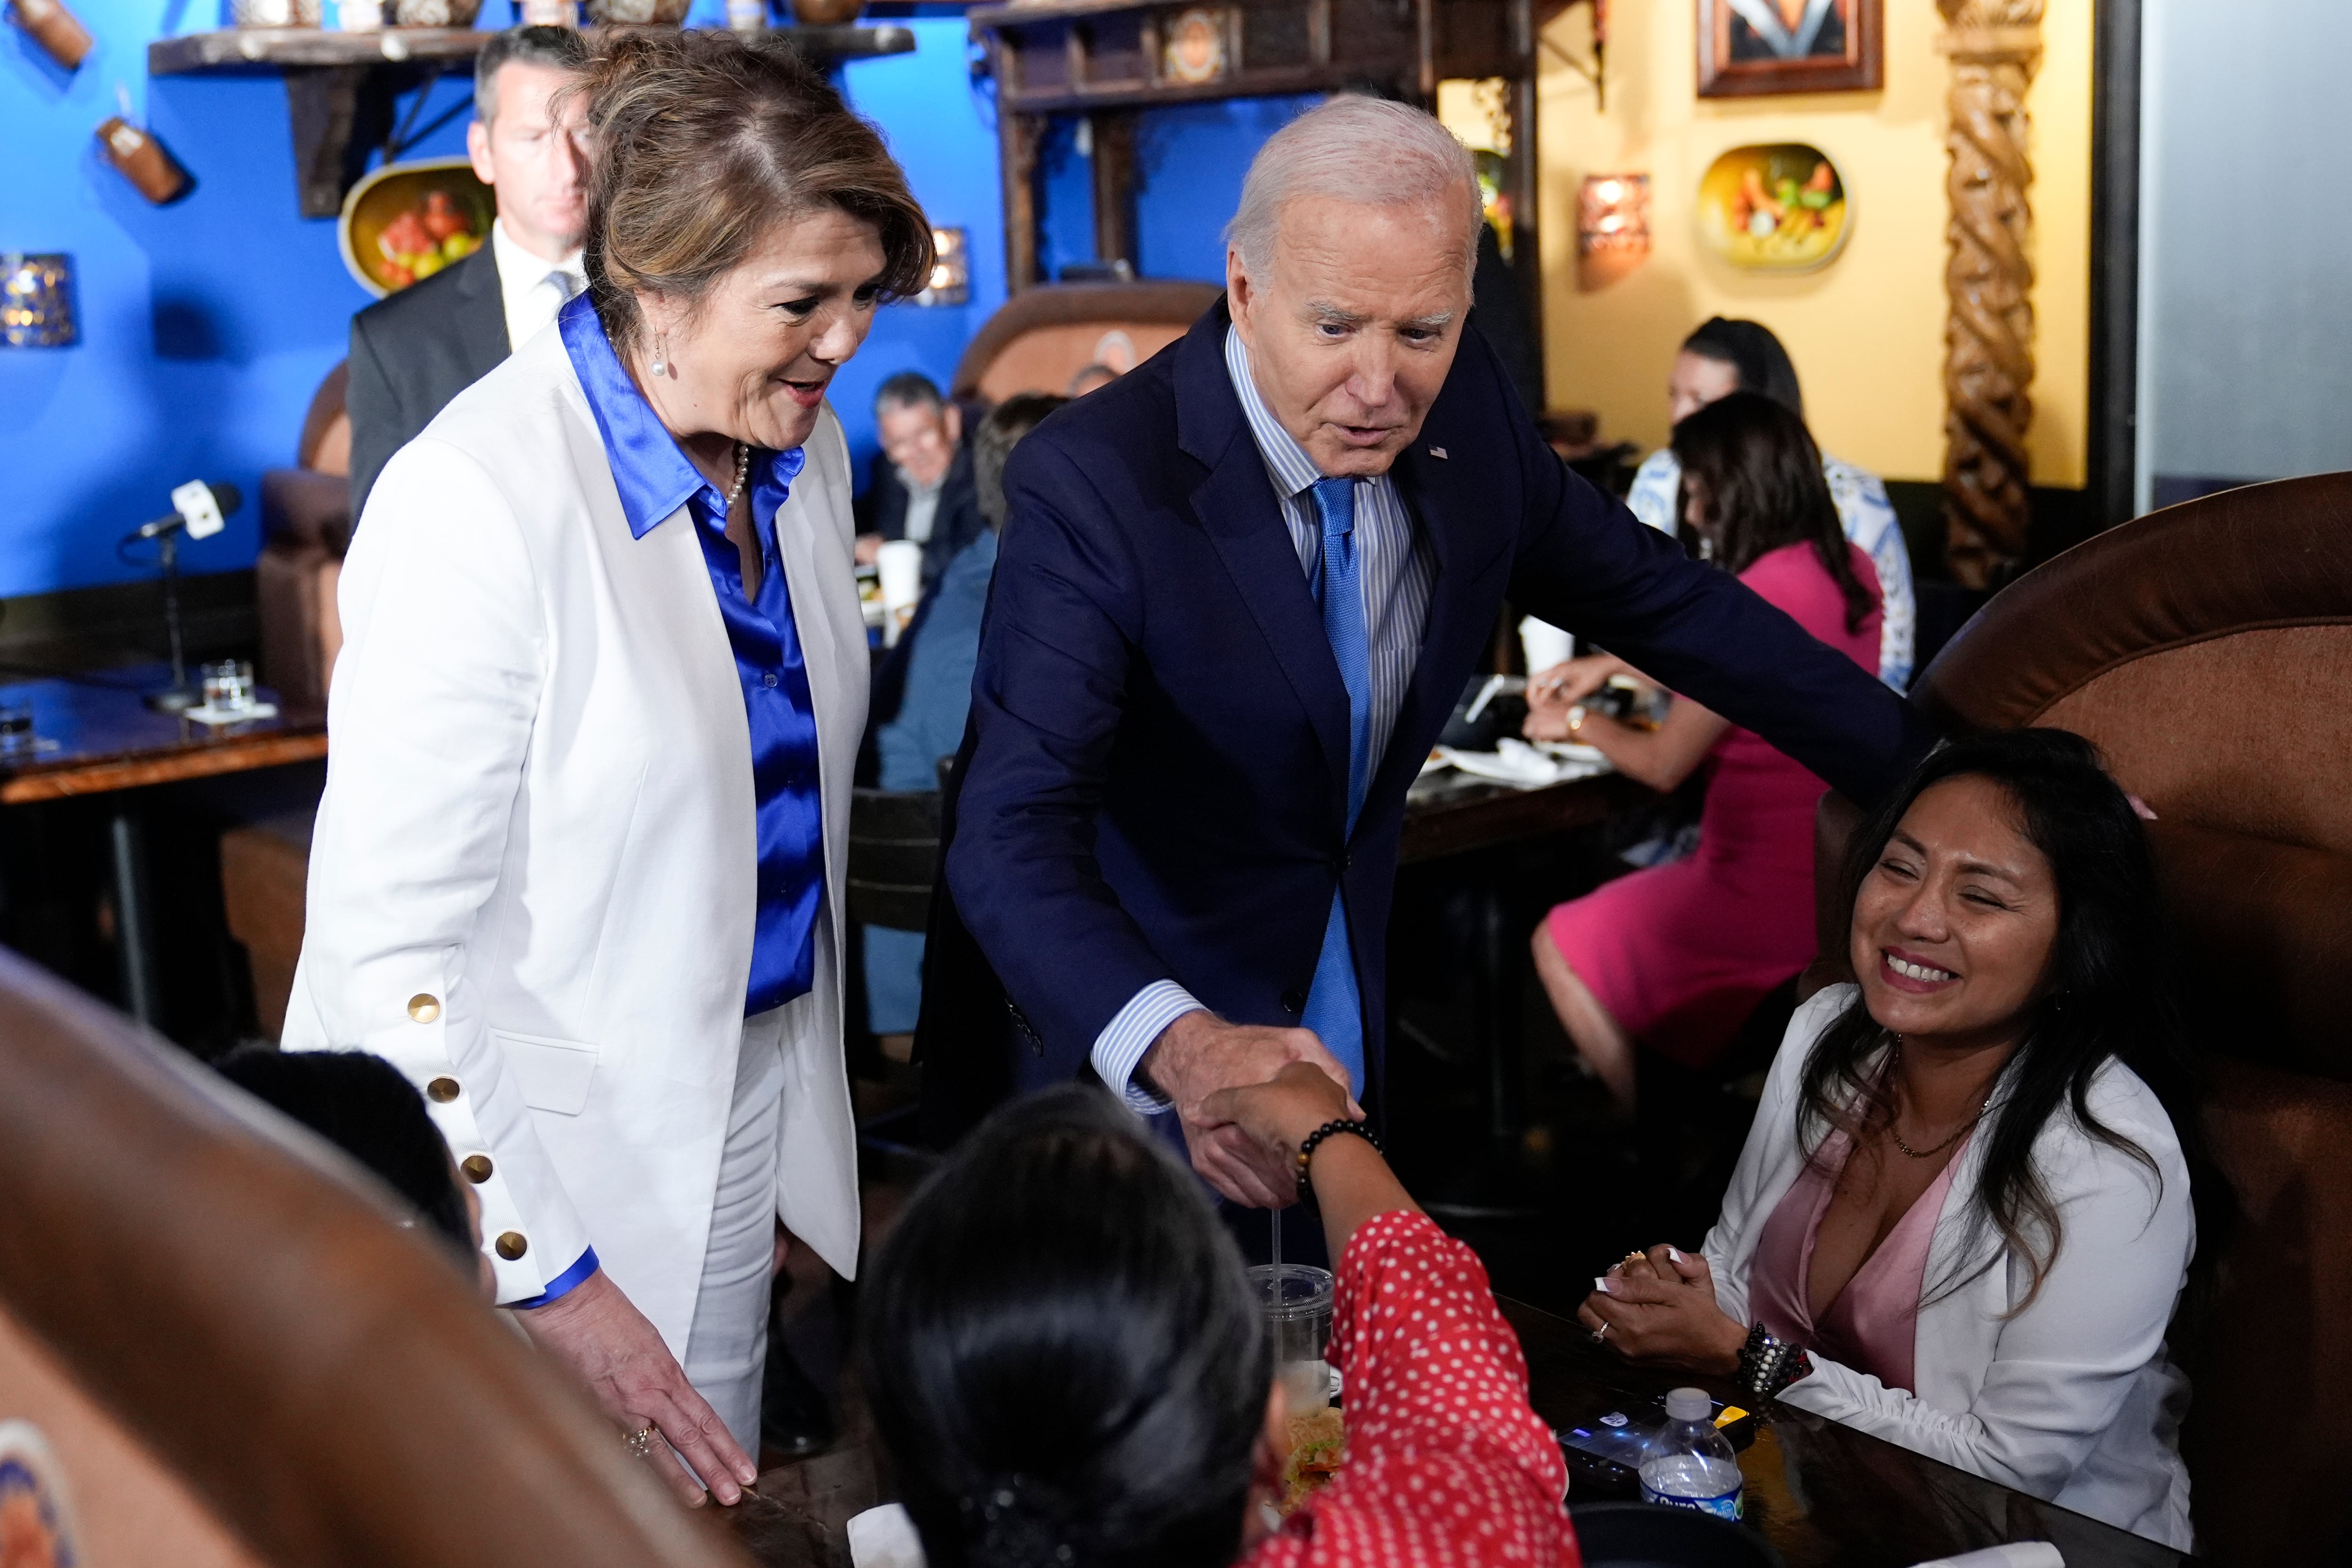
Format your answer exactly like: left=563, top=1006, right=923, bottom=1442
left=1294, top=1117, right=1381, bottom=1194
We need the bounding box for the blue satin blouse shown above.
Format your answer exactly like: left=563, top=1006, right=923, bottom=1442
left=559, top=293, right=825, bottom=1017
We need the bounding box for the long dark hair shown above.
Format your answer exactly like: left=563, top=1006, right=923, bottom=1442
left=1803, top=729, right=2218, bottom=1310
left=858, top=1087, right=1270, bottom=1568
left=1671, top=391, right=1875, bottom=634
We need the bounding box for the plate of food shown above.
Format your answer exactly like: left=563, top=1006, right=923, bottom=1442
left=1280, top=1405, right=1344, bottom=1514
left=339, top=157, right=494, bottom=298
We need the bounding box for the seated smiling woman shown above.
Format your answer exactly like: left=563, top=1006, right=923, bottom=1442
left=859, top=1072, right=1579, bottom=1568
left=1579, top=729, right=2216, bottom=1550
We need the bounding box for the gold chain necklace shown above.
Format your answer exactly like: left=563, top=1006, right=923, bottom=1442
left=1887, top=1040, right=1990, bottom=1160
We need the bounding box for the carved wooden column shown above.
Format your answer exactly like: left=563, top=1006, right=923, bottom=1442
left=1938, top=0, right=2043, bottom=587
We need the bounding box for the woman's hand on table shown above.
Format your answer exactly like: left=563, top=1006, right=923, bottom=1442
left=1579, top=1244, right=1748, bottom=1377
left=1526, top=654, right=1627, bottom=715
left=516, top=1268, right=759, bottom=1507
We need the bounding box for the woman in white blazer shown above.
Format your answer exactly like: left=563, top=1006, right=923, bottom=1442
left=1580, top=730, right=2217, bottom=1551
left=282, top=31, right=935, bottom=1506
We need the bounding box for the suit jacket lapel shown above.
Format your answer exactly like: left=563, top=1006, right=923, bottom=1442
left=454, top=245, right=514, bottom=377
left=1360, top=409, right=1518, bottom=822
left=1175, top=306, right=1351, bottom=815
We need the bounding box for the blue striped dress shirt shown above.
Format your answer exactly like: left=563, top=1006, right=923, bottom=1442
left=1089, top=327, right=1436, bottom=1111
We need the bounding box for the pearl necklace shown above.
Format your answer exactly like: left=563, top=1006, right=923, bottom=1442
left=725, top=441, right=752, bottom=505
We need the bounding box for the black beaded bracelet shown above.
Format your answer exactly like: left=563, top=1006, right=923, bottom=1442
left=1295, top=1117, right=1381, bottom=1194
left=1736, top=1321, right=1813, bottom=1402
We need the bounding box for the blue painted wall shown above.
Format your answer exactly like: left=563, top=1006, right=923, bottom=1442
left=1035, top=92, right=1319, bottom=286
left=0, top=3, right=1001, bottom=598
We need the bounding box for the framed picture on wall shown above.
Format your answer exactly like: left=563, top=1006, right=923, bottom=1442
left=1697, top=0, right=1883, bottom=97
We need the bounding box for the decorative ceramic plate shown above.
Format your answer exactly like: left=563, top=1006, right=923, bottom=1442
left=338, top=157, right=495, bottom=298
left=1696, top=143, right=1851, bottom=272
left=0, top=1422, right=82, bottom=1568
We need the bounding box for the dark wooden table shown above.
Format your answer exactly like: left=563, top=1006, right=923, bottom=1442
left=1399, top=766, right=1653, bottom=866
left=0, top=669, right=326, bottom=1025
left=717, top=1295, right=2188, bottom=1568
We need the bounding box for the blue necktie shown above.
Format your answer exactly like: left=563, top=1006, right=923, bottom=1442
left=1299, top=477, right=1371, bottom=1098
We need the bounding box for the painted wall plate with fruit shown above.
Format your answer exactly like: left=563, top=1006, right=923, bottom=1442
left=339, top=157, right=494, bottom=298
left=1695, top=142, right=1850, bottom=273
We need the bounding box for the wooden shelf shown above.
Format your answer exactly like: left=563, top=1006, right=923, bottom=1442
left=146, top=24, right=917, bottom=217
left=149, top=23, right=914, bottom=74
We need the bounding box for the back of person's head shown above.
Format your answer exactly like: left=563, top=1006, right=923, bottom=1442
left=1808, top=728, right=2219, bottom=1305
left=474, top=24, right=587, bottom=122
left=1670, top=390, right=1871, bottom=633
left=877, top=369, right=947, bottom=417
left=973, top=394, right=1068, bottom=529
left=859, top=1086, right=1269, bottom=1568
left=1680, top=316, right=1804, bottom=417
left=215, top=1048, right=474, bottom=1264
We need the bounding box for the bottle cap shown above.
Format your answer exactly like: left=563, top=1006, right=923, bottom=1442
left=1664, top=1387, right=1712, bottom=1422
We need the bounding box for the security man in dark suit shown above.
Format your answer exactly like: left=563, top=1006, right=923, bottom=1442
left=852, top=371, right=986, bottom=589
left=346, top=25, right=588, bottom=522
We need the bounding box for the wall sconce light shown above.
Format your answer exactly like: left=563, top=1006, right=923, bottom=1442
left=913, top=226, right=969, bottom=307
left=1576, top=173, right=1650, bottom=291
left=2, top=254, right=78, bottom=347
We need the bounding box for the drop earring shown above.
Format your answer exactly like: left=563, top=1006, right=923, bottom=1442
left=649, top=332, right=669, bottom=377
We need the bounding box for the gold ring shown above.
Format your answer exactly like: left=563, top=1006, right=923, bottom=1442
left=624, top=1422, right=660, bottom=1460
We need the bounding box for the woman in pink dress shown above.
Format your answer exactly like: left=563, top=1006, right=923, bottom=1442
left=1524, top=391, right=1882, bottom=1111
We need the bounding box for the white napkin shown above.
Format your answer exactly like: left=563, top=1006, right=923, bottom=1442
left=848, top=1503, right=928, bottom=1568
left=1432, top=737, right=1610, bottom=788
left=1907, top=1544, right=2063, bottom=1568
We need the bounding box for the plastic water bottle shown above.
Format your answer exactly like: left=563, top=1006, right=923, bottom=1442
left=1638, top=1387, right=1743, bottom=1520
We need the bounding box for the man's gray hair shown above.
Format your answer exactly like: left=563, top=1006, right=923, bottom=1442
left=475, top=24, right=588, bottom=125
left=1226, top=96, right=1481, bottom=280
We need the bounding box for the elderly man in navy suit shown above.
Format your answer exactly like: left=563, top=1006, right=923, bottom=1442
left=922, top=96, right=1938, bottom=1204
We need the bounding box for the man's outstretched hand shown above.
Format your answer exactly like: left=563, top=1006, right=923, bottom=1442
left=1138, top=1011, right=1360, bottom=1207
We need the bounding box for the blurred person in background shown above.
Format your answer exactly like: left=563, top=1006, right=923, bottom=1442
left=1066, top=362, right=1120, bottom=398
left=348, top=25, right=590, bottom=521
left=1626, top=317, right=1914, bottom=689
left=863, top=393, right=1067, bottom=1044
left=854, top=371, right=984, bottom=582
left=288, top=30, right=933, bottom=1507
left=1526, top=393, right=1882, bottom=1114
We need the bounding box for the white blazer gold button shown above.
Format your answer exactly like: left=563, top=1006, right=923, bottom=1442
left=407, top=993, right=441, bottom=1023
left=461, top=1154, right=493, bottom=1183
left=495, top=1232, right=529, bottom=1261
left=427, top=1076, right=461, bottom=1102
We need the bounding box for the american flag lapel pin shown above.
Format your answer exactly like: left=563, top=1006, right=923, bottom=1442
left=1430, top=446, right=1448, bottom=459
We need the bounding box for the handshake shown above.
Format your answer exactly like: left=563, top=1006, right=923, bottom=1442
left=1137, top=1012, right=1363, bottom=1207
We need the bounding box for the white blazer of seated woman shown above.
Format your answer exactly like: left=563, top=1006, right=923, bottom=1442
left=1706, top=985, right=2195, bottom=1549
left=280, top=183, right=902, bottom=1497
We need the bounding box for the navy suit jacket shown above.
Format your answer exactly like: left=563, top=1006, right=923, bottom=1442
left=917, top=300, right=1938, bottom=1136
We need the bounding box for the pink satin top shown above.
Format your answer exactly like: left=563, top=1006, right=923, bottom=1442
left=1747, top=1130, right=1970, bottom=1395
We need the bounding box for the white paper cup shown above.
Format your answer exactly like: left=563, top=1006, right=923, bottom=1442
left=1519, top=615, right=1574, bottom=676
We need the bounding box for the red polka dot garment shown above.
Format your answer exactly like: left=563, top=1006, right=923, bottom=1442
left=1246, top=1212, right=1583, bottom=1568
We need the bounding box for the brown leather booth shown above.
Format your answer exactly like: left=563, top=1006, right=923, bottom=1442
left=950, top=280, right=1222, bottom=406
left=0, top=946, right=755, bottom=1568
left=256, top=363, right=352, bottom=718
left=1815, top=474, right=2352, bottom=1566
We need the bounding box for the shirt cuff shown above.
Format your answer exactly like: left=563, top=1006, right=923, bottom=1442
left=508, top=1245, right=599, bottom=1310
left=1091, top=981, right=1204, bottom=1114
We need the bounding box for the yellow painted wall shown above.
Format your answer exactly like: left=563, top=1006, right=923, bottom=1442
left=1466, top=1, right=2091, bottom=488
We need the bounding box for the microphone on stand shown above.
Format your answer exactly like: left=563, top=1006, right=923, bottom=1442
left=132, top=479, right=240, bottom=542
left=125, top=480, right=243, bottom=713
